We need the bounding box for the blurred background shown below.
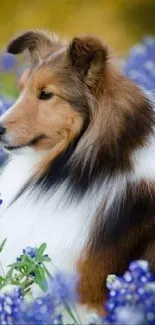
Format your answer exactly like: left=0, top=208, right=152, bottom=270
left=0, top=0, right=155, bottom=55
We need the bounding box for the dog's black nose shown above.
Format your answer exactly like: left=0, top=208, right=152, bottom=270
left=0, top=124, right=6, bottom=136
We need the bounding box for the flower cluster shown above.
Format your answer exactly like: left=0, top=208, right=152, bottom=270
left=0, top=286, right=23, bottom=325
left=0, top=272, right=79, bottom=325
left=0, top=285, right=58, bottom=325
left=8, top=243, right=51, bottom=293
left=51, top=272, right=78, bottom=304
left=125, top=37, right=155, bottom=96
left=0, top=234, right=79, bottom=324
left=1, top=255, right=155, bottom=325
left=100, top=260, right=155, bottom=325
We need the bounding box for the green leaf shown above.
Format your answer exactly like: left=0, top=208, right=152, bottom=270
left=37, top=266, right=45, bottom=278
left=42, top=256, right=51, bottom=262
left=11, top=261, right=28, bottom=269
left=35, top=267, right=48, bottom=292
left=0, top=238, right=7, bottom=253
left=36, top=243, right=47, bottom=262
left=0, top=276, right=6, bottom=285
left=26, top=264, right=36, bottom=276
left=42, top=263, right=53, bottom=279
left=6, top=267, right=14, bottom=280
left=24, top=255, right=35, bottom=264
left=23, top=287, right=32, bottom=297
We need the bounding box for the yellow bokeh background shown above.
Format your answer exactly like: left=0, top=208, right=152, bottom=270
left=0, top=0, right=155, bottom=56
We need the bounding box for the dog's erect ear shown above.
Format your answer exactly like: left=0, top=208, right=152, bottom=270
left=7, top=30, right=59, bottom=64
left=68, top=36, right=108, bottom=89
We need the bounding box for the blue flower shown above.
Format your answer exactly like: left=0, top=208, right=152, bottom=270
left=100, top=260, right=155, bottom=325
left=0, top=277, right=77, bottom=325
left=16, top=246, right=51, bottom=279
left=0, top=286, right=57, bottom=325
left=22, top=247, right=38, bottom=259
left=17, top=246, right=50, bottom=262
left=16, top=247, right=38, bottom=265
left=0, top=286, right=23, bottom=325
left=1, top=53, right=16, bottom=71
left=21, top=294, right=55, bottom=325
left=51, top=272, right=79, bottom=304
left=124, top=37, right=155, bottom=97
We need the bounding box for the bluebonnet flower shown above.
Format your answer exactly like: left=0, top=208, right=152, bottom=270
left=16, top=245, right=51, bottom=280
left=1, top=53, right=16, bottom=71
left=3, top=257, right=155, bottom=325
left=51, top=272, right=78, bottom=304
left=0, top=286, right=56, bottom=325
left=100, top=260, right=155, bottom=325
left=0, top=275, right=78, bottom=324
left=124, top=37, right=155, bottom=97
left=16, top=247, right=38, bottom=277
left=17, top=246, right=49, bottom=262
left=21, top=294, right=56, bottom=325
left=22, top=247, right=38, bottom=259
left=0, top=285, right=23, bottom=325
left=21, top=273, right=79, bottom=324
left=16, top=247, right=38, bottom=264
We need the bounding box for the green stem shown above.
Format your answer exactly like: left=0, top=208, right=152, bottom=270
left=20, top=277, right=34, bottom=296
left=63, top=301, right=79, bottom=324
left=0, top=261, right=5, bottom=277
left=42, top=263, right=53, bottom=279
left=72, top=303, right=82, bottom=325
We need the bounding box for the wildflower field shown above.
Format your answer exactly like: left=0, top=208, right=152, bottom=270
left=1, top=38, right=155, bottom=324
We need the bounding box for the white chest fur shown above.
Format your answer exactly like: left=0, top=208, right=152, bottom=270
left=0, top=149, right=109, bottom=274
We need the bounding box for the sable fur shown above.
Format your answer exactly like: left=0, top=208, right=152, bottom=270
left=1, top=30, right=155, bottom=314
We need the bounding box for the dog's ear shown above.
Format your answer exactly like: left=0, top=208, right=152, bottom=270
left=7, top=30, right=58, bottom=64
left=68, top=36, right=108, bottom=90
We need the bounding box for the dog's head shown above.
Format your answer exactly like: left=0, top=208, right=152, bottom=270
left=0, top=30, right=153, bottom=178
left=0, top=30, right=108, bottom=154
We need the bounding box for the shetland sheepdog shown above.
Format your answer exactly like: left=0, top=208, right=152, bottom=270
left=0, top=30, right=155, bottom=312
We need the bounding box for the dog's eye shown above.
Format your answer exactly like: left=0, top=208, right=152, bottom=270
left=39, top=90, right=53, bottom=100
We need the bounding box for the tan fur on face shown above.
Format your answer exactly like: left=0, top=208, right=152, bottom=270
left=19, top=69, right=31, bottom=90
left=2, top=64, right=83, bottom=161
